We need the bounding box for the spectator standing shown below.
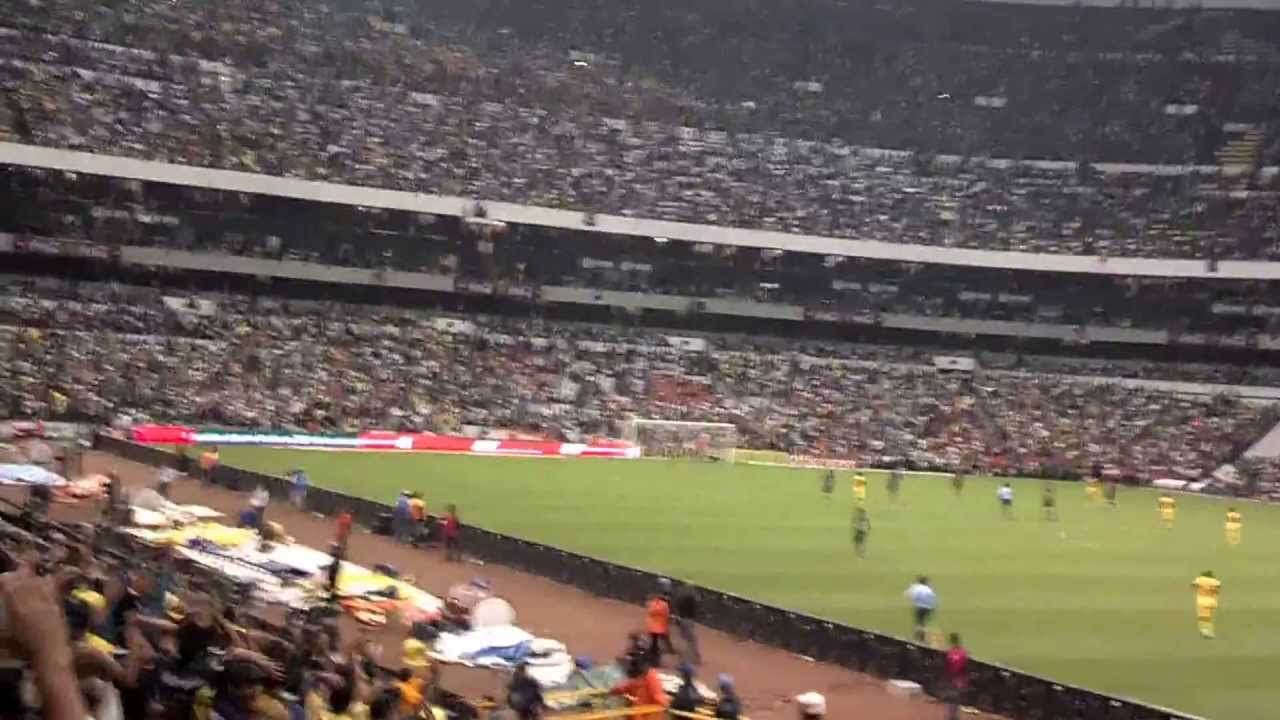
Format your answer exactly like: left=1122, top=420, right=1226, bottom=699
left=407, top=493, right=426, bottom=546
left=906, top=576, right=938, bottom=642
left=289, top=468, right=309, bottom=511
left=156, top=466, right=177, bottom=500
left=336, top=509, right=354, bottom=552
left=239, top=486, right=270, bottom=530
left=672, top=582, right=702, bottom=666
left=104, top=471, right=121, bottom=521
left=443, top=505, right=461, bottom=562
left=645, top=580, right=673, bottom=668
left=944, top=633, right=970, bottom=720
left=393, top=492, right=411, bottom=543
left=199, top=446, right=220, bottom=483
left=326, top=542, right=345, bottom=601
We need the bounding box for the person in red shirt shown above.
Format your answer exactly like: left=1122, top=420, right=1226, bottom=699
left=610, top=659, right=669, bottom=720
left=645, top=580, right=673, bottom=668
left=944, top=633, right=969, bottom=720
left=443, top=504, right=461, bottom=562
left=335, top=508, right=354, bottom=553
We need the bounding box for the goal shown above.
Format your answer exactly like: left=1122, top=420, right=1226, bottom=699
left=621, top=419, right=739, bottom=462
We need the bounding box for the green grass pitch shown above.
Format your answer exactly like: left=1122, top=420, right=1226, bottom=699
left=210, top=447, right=1280, bottom=719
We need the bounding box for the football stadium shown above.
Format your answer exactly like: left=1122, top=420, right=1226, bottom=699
left=3, top=0, right=1280, bottom=719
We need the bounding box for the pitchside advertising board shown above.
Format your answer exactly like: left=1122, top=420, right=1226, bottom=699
left=128, top=425, right=642, bottom=459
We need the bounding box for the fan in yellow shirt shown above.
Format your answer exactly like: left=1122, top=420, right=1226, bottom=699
left=1158, top=495, right=1176, bottom=528
left=1191, top=571, right=1221, bottom=638
left=1224, top=508, right=1242, bottom=546
left=852, top=474, right=868, bottom=505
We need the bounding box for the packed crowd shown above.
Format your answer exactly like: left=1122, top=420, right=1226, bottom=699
left=0, top=505, right=464, bottom=720
left=0, top=482, right=752, bottom=720
left=1, top=0, right=1279, bottom=259
left=3, top=281, right=1274, bottom=479
left=5, top=163, right=1280, bottom=341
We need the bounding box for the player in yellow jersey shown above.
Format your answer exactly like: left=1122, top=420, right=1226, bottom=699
left=1085, top=477, right=1101, bottom=503
left=1224, top=508, right=1242, bottom=546
left=1158, top=494, right=1176, bottom=528
left=852, top=473, right=868, bottom=505
left=1191, top=571, right=1221, bottom=638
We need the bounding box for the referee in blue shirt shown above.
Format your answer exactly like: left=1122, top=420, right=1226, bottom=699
left=905, top=576, right=938, bottom=642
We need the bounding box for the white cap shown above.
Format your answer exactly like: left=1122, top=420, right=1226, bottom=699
left=796, top=691, right=827, bottom=716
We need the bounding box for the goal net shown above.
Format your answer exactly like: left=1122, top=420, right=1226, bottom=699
left=621, top=419, right=738, bottom=462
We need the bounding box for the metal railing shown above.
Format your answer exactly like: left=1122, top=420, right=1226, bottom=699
left=95, top=434, right=1203, bottom=720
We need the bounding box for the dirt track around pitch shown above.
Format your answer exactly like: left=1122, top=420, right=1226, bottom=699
left=78, top=451, right=975, bottom=719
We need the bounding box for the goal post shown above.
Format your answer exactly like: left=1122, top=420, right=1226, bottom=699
left=621, top=419, right=739, bottom=462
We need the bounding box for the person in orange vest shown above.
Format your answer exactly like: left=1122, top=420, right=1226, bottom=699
left=610, top=657, right=669, bottom=720
left=407, top=492, right=427, bottom=546
left=198, top=446, right=220, bottom=482
left=645, top=579, right=674, bottom=668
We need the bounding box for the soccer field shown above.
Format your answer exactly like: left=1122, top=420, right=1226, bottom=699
left=212, top=447, right=1280, bottom=719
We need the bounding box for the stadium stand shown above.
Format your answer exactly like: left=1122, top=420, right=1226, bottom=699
left=0, top=498, right=472, bottom=720
left=0, top=0, right=1277, bottom=258
left=2, top=278, right=1275, bottom=480
left=4, top=164, right=1280, bottom=348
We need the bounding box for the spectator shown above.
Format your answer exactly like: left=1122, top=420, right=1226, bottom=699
left=672, top=582, right=702, bottom=666
left=668, top=663, right=702, bottom=714
left=610, top=656, right=669, bottom=720
left=506, top=663, right=544, bottom=720
left=392, top=492, right=412, bottom=544
left=0, top=571, right=92, bottom=720
left=715, top=674, right=743, bottom=719
left=443, top=505, right=461, bottom=563
left=336, top=510, right=355, bottom=553
left=944, top=633, right=970, bottom=720
left=407, top=493, right=426, bottom=547
left=645, top=580, right=674, bottom=668
left=289, top=468, right=310, bottom=511
left=199, top=446, right=220, bottom=483
left=395, top=639, right=433, bottom=717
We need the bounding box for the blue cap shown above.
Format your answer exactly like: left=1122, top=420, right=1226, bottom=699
left=719, top=673, right=734, bottom=689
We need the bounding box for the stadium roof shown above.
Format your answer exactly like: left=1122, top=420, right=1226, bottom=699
left=974, top=0, right=1280, bottom=9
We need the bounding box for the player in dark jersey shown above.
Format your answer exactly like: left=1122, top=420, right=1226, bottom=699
left=852, top=506, right=871, bottom=558
left=888, top=465, right=904, bottom=502
left=1042, top=483, right=1058, bottom=521
left=822, top=469, right=835, bottom=499
left=952, top=470, right=966, bottom=497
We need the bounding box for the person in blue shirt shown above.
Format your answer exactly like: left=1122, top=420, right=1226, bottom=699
left=393, top=491, right=412, bottom=543
left=289, top=468, right=309, bottom=510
